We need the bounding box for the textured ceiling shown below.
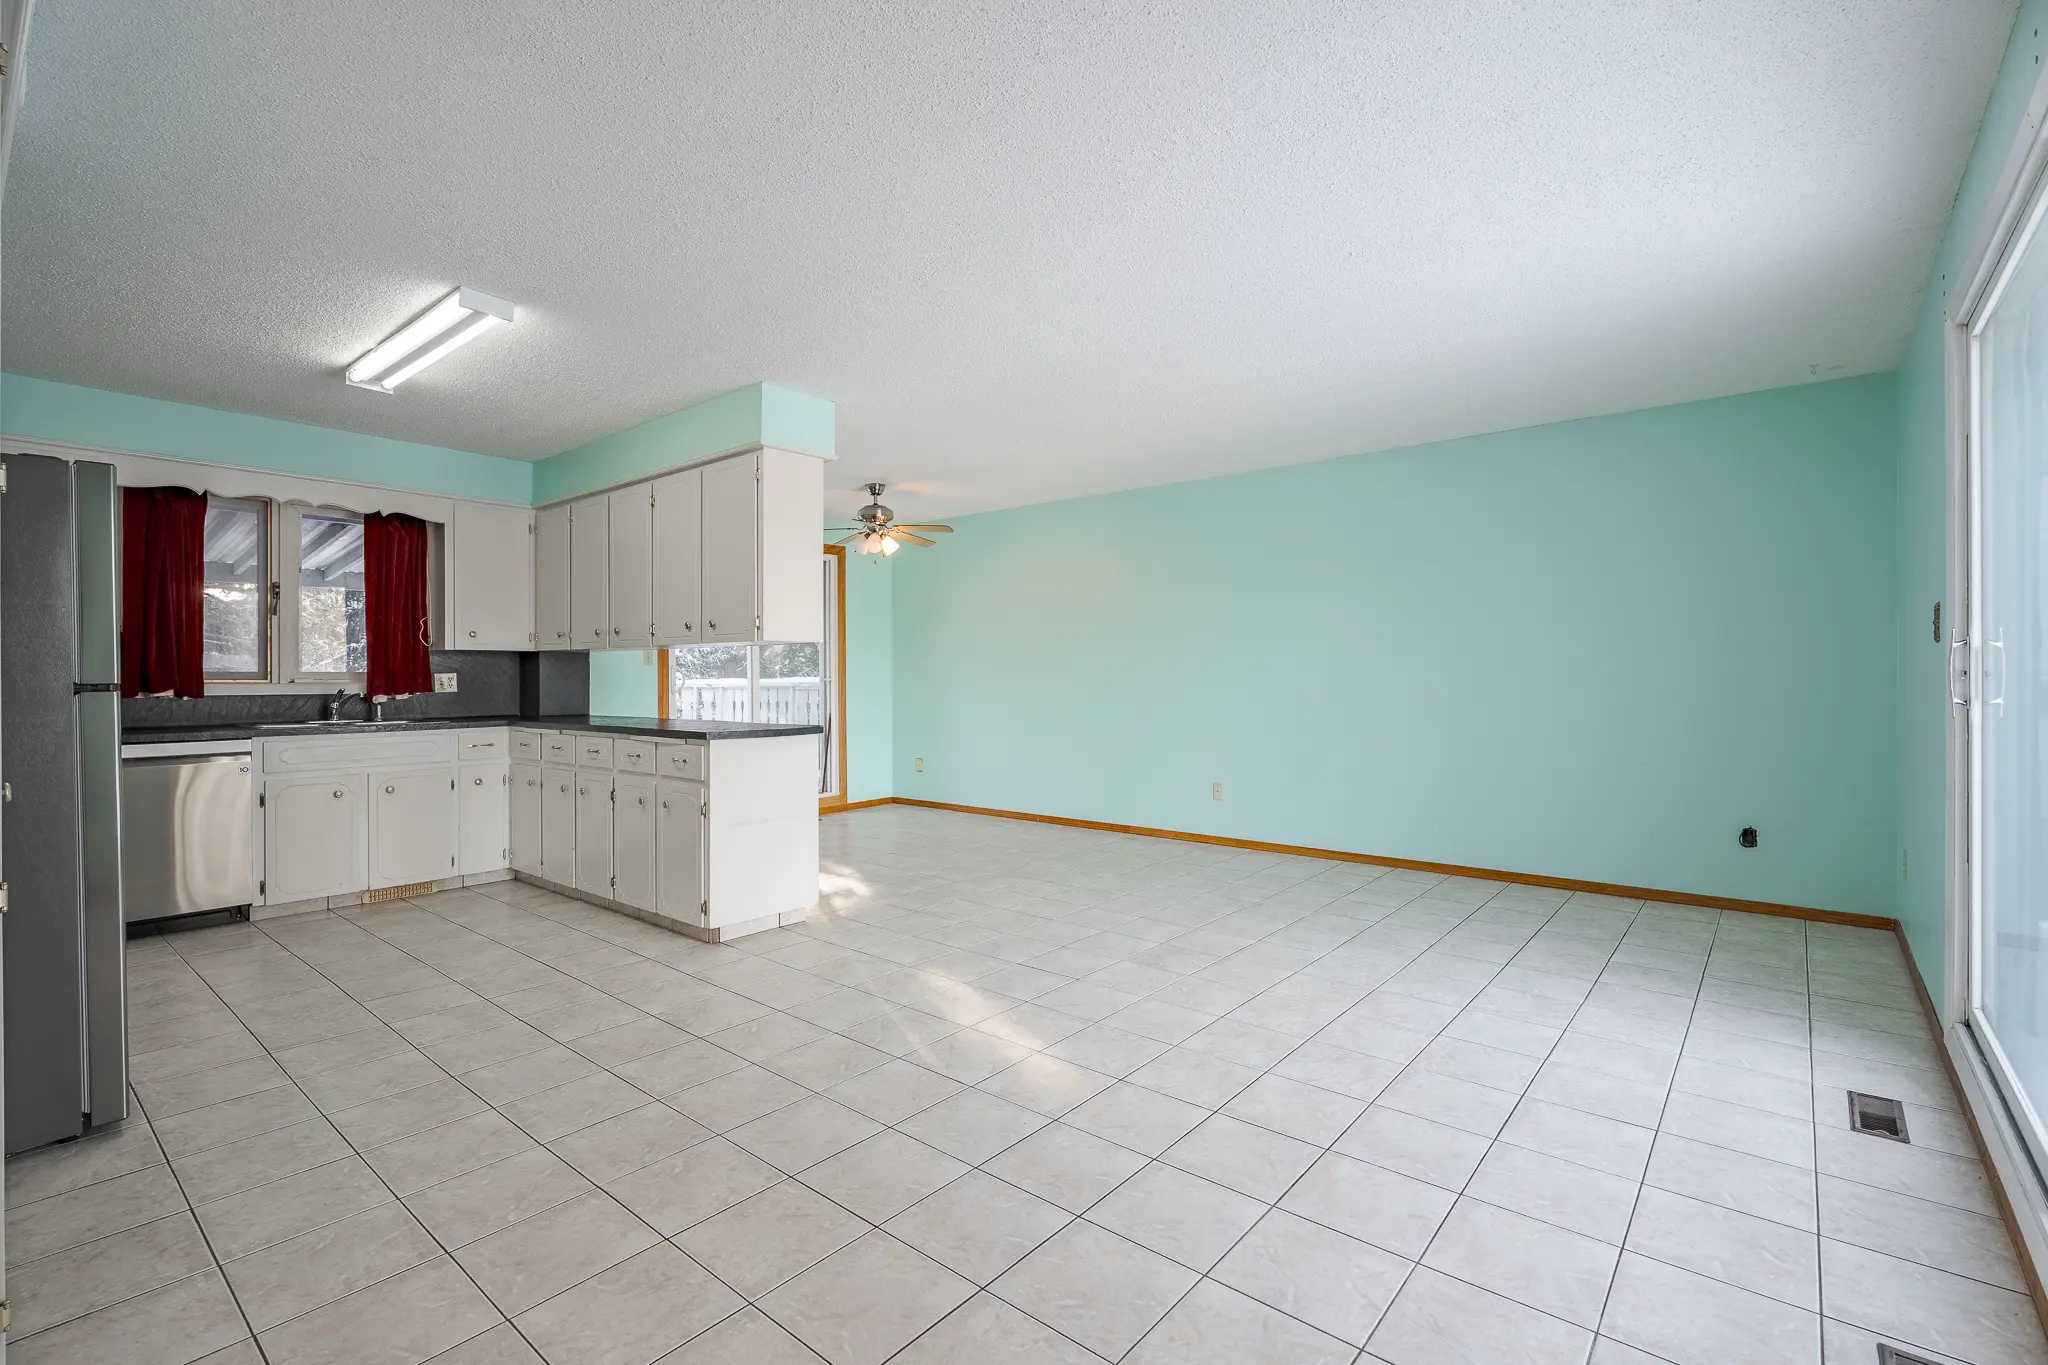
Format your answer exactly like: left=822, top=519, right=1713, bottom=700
left=0, top=1, right=2016, bottom=520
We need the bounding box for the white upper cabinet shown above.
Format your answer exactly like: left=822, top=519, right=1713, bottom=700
left=449, top=503, right=534, bottom=649
left=607, top=486, right=653, bottom=647
left=569, top=495, right=609, bottom=649
left=534, top=504, right=572, bottom=650
left=650, top=468, right=702, bottom=644
left=536, top=445, right=824, bottom=652
left=701, top=456, right=757, bottom=643
left=756, top=448, right=826, bottom=644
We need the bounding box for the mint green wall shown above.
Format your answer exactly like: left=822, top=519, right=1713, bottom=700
left=891, top=376, right=1899, bottom=916
left=532, top=382, right=835, bottom=505
left=0, top=373, right=534, bottom=503
left=843, top=551, right=894, bottom=802
left=1895, top=6, right=2040, bottom=1012
left=589, top=649, right=661, bottom=717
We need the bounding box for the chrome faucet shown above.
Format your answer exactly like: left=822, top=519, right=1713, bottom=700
left=324, top=688, right=351, bottom=721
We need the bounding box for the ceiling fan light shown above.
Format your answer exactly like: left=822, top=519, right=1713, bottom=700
left=880, top=535, right=899, bottom=556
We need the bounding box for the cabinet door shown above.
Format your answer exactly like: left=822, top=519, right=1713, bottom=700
left=541, top=767, right=576, bottom=884
left=651, top=468, right=702, bottom=643
left=575, top=772, right=615, bottom=897
left=459, top=762, right=511, bottom=875
left=614, top=774, right=655, bottom=911
left=265, top=774, right=366, bottom=902
left=370, top=768, right=457, bottom=889
left=700, top=456, right=757, bottom=642
left=535, top=504, right=572, bottom=649
left=607, top=486, right=653, bottom=647
left=510, top=763, right=543, bottom=876
left=451, top=503, right=535, bottom=649
left=655, top=777, right=705, bottom=924
left=569, top=496, right=610, bottom=649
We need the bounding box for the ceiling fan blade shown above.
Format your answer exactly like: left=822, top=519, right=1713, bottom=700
left=887, top=529, right=936, bottom=547
left=892, top=524, right=953, bottom=533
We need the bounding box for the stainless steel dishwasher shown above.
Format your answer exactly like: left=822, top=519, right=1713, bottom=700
left=120, top=740, right=256, bottom=922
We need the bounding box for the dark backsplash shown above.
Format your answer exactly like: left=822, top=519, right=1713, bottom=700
left=121, top=651, right=567, bottom=728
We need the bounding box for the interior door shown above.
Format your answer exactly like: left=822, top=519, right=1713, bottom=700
left=607, top=486, right=652, bottom=647
left=651, top=468, right=703, bottom=642
left=701, top=456, right=756, bottom=642
left=1967, top=175, right=2048, bottom=1169
left=570, top=496, right=609, bottom=648
left=535, top=504, right=571, bottom=649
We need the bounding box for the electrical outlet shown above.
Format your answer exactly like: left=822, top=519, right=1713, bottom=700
left=433, top=672, right=458, bottom=693
left=1212, top=782, right=1223, bottom=801
left=642, top=649, right=655, bottom=665
left=915, top=757, right=924, bottom=772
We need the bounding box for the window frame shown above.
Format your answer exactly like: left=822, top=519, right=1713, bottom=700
left=277, top=502, right=370, bottom=688
left=200, top=493, right=273, bottom=683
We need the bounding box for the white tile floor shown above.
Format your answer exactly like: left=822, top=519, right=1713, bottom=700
left=6, top=803, right=2044, bottom=1365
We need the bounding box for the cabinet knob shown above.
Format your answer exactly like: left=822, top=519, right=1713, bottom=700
left=468, top=630, right=477, bottom=638
left=384, top=785, right=395, bottom=794
left=473, top=777, right=483, bottom=786
left=579, top=787, right=586, bottom=795
left=638, top=797, right=646, bottom=806
left=612, top=627, right=620, bottom=635
left=684, top=622, right=692, bottom=632
left=707, top=620, right=716, bottom=630
left=333, top=789, right=345, bottom=799
left=556, top=630, right=566, bottom=639
left=662, top=800, right=670, bottom=810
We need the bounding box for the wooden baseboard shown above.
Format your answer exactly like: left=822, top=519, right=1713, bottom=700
left=824, top=796, right=1895, bottom=931
left=1896, top=928, right=2048, bottom=1334
left=823, top=796, right=894, bottom=813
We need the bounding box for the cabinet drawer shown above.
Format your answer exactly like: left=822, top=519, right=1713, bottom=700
left=658, top=742, right=705, bottom=780
left=616, top=739, right=656, bottom=773
left=542, top=733, right=575, bottom=763
left=261, top=730, right=456, bottom=775
left=576, top=736, right=615, bottom=768
left=456, top=728, right=510, bottom=761
left=511, top=729, right=544, bottom=761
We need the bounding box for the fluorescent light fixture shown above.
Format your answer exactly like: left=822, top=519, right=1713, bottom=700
left=346, top=286, right=515, bottom=392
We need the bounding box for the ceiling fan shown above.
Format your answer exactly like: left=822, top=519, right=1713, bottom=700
left=830, top=483, right=952, bottom=555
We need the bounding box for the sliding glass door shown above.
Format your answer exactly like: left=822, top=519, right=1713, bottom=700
left=1967, top=175, right=2048, bottom=1168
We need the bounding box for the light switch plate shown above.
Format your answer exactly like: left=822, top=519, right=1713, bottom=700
left=433, top=672, right=458, bottom=693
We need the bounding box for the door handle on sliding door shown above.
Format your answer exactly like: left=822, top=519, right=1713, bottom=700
left=1950, top=638, right=1971, bottom=707
left=1985, top=634, right=2008, bottom=714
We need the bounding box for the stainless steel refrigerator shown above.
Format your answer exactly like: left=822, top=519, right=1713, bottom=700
left=1, top=453, right=127, bottom=1152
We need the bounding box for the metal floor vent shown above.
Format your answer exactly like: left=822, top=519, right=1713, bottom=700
left=1849, top=1091, right=1910, bottom=1143
left=362, top=880, right=439, bottom=905
left=1877, top=1345, right=1942, bottom=1365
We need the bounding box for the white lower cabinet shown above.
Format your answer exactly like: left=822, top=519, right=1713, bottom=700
left=655, top=776, right=705, bottom=924
left=370, top=769, right=458, bottom=889
left=541, top=766, right=576, bottom=885
left=575, top=769, right=614, bottom=897
left=460, top=762, right=511, bottom=876
left=510, top=762, right=543, bottom=875
left=265, top=773, right=367, bottom=902
left=614, top=773, right=656, bottom=911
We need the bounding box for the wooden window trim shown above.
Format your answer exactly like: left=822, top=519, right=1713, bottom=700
left=820, top=543, right=850, bottom=810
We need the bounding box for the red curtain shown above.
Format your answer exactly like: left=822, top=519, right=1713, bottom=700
left=364, top=512, right=432, bottom=698
left=120, top=487, right=207, bottom=698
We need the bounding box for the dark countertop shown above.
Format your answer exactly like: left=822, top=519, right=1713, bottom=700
left=121, top=713, right=822, bottom=745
